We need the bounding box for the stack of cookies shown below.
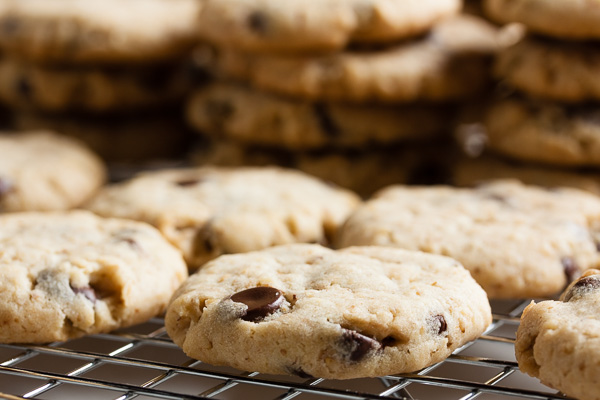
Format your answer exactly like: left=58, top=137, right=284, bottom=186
left=185, top=0, right=501, bottom=196
left=0, top=0, right=202, bottom=164
left=455, top=0, right=600, bottom=193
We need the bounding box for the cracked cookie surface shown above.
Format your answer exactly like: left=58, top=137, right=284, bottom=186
left=165, top=244, right=491, bottom=379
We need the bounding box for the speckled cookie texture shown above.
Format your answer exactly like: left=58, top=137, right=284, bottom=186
left=484, top=0, right=600, bottom=40
left=0, top=0, right=201, bottom=64
left=217, top=15, right=499, bottom=103
left=166, top=244, right=492, bottom=379
left=515, top=269, right=600, bottom=400
left=495, top=36, right=600, bottom=102
left=0, top=211, right=188, bottom=343
left=484, top=97, right=600, bottom=167
left=85, top=167, right=361, bottom=270
left=0, top=131, right=106, bottom=212
left=196, top=0, right=461, bottom=54
left=186, top=83, right=454, bottom=150
left=0, top=58, right=191, bottom=112
left=337, top=180, right=600, bottom=299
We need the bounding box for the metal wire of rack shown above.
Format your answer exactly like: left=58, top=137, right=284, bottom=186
left=0, top=298, right=571, bottom=400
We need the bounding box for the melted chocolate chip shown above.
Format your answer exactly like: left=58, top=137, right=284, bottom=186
left=563, top=275, right=600, bottom=302
left=71, top=285, right=97, bottom=303
left=16, top=76, right=32, bottom=99
left=381, top=336, right=399, bottom=348
left=230, top=286, right=284, bottom=322
left=247, top=11, right=269, bottom=34
left=432, top=314, right=447, bottom=335
left=313, top=104, right=339, bottom=138
left=193, top=223, right=217, bottom=255
left=340, top=329, right=380, bottom=362
left=562, top=257, right=580, bottom=283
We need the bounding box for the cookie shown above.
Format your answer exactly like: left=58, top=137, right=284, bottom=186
left=0, top=0, right=201, bottom=64
left=0, top=58, right=192, bottom=112
left=85, top=167, right=361, bottom=270
left=166, top=244, right=492, bottom=379
left=515, top=269, right=600, bottom=400
left=0, top=130, right=106, bottom=212
left=216, top=15, right=499, bottom=103
left=195, top=0, right=461, bottom=54
left=337, top=180, right=600, bottom=299
left=0, top=210, right=188, bottom=343
left=484, top=97, right=600, bottom=167
left=495, top=35, right=600, bottom=102
left=186, top=83, right=455, bottom=150
left=484, top=0, right=600, bottom=40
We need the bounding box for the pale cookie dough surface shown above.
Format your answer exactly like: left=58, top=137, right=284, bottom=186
left=484, top=97, right=600, bottom=167
left=217, top=15, right=499, bottom=103
left=0, top=131, right=106, bottom=212
left=484, top=0, right=600, bottom=40
left=196, top=0, right=461, bottom=54
left=0, top=0, right=201, bottom=64
left=166, top=244, right=492, bottom=379
left=515, top=269, right=600, bottom=400
left=0, top=211, right=188, bottom=343
left=186, top=83, right=454, bottom=150
left=0, top=58, right=191, bottom=112
left=337, top=180, right=600, bottom=299
left=85, top=167, right=361, bottom=269
left=495, top=36, right=600, bottom=102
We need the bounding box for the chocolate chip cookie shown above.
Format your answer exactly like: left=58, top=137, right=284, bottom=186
left=337, top=180, right=600, bottom=298
left=515, top=269, right=600, bottom=400
left=0, top=210, right=188, bottom=343
left=85, top=167, right=361, bottom=269
left=165, top=244, right=492, bottom=379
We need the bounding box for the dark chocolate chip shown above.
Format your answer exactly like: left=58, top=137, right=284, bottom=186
left=340, top=329, right=380, bottom=362
left=432, top=314, right=447, bottom=335
left=1, top=17, right=20, bottom=35
left=561, top=257, right=580, bottom=283
left=71, top=285, right=97, bottom=303
left=247, top=11, right=269, bottom=34
left=289, top=368, right=314, bottom=379
left=193, top=223, right=217, bottom=255
left=313, top=104, right=340, bottom=138
left=230, top=286, right=285, bottom=322
left=0, top=176, right=14, bottom=197
left=563, top=275, right=600, bottom=302
left=16, top=76, right=32, bottom=99
left=175, top=178, right=201, bottom=187
left=381, top=336, right=399, bottom=348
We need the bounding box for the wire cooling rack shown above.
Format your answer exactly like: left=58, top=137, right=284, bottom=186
left=0, top=299, right=571, bottom=400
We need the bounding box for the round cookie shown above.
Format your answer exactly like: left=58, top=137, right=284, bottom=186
left=336, top=180, right=600, bottom=299
left=85, top=167, right=361, bottom=269
left=216, top=15, right=499, bottom=103
left=0, top=58, right=192, bottom=112
left=495, top=36, right=600, bottom=102
left=515, top=269, right=600, bottom=400
left=0, top=131, right=106, bottom=212
left=0, top=210, right=188, bottom=343
left=0, top=0, right=201, bottom=65
left=484, top=97, right=600, bottom=167
left=166, top=244, right=492, bottom=379
left=484, top=0, right=600, bottom=40
left=196, top=0, right=461, bottom=54
left=186, top=83, right=455, bottom=150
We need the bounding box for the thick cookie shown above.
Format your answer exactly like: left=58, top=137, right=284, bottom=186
left=515, top=269, right=600, bottom=400
left=337, top=180, right=600, bottom=298
left=484, top=97, right=600, bottom=167
left=495, top=36, right=600, bottom=102
left=217, top=15, right=499, bottom=103
left=0, top=131, right=106, bottom=212
left=196, top=0, right=461, bottom=54
left=0, top=211, right=188, bottom=343
left=0, top=0, right=201, bottom=64
left=0, top=58, right=191, bottom=112
left=166, top=244, right=492, bottom=379
left=484, top=0, right=600, bottom=40
left=85, top=167, right=361, bottom=269
left=186, top=83, right=455, bottom=150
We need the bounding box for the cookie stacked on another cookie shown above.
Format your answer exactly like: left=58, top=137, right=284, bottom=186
left=0, top=0, right=202, bottom=163
left=187, top=1, right=503, bottom=196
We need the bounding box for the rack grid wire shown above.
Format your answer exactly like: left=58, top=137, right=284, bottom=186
left=0, top=298, right=572, bottom=400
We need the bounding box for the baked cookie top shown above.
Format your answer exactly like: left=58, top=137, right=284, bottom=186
left=515, top=269, right=600, bottom=400
left=0, top=211, right=188, bottom=343
left=166, top=244, right=492, bottom=379
left=85, top=166, right=361, bottom=269
left=0, top=131, right=106, bottom=212
left=196, top=0, right=461, bottom=54
left=337, top=180, right=600, bottom=299
left=216, top=15, right=500, bottom=103
left=485, top=0, right=600, bottom=40
left=0, top=0, right=201, bottom=64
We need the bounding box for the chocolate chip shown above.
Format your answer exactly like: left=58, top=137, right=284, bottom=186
left=313, top=104, right=340, bottom=138
left=1, top=17, right=20, bottom=35
left=340, top=329, right=380, bottom=362
left=562, top=257, right=580, bottom=283
left=0, top=176, right=14, bottom=198
left=193, top=223, right=217, bottom=255
left=563, top=275, right=600, bottom=302
left=247, top=11, right=269, bottom=34
left=175, top=179, right=201, bottom=187
left=289, top=368, right=314, bottom=379
left=71, top=285, right=97, bottom=303
left=381, top=336, right=399, bottom=348
left=432, top=314, right=447, bottom=335
left=16, top=76, right=32, bottom=99
left=230, top=286, right=285, bottom=322
left=596, top=242, right=600, bottom=252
